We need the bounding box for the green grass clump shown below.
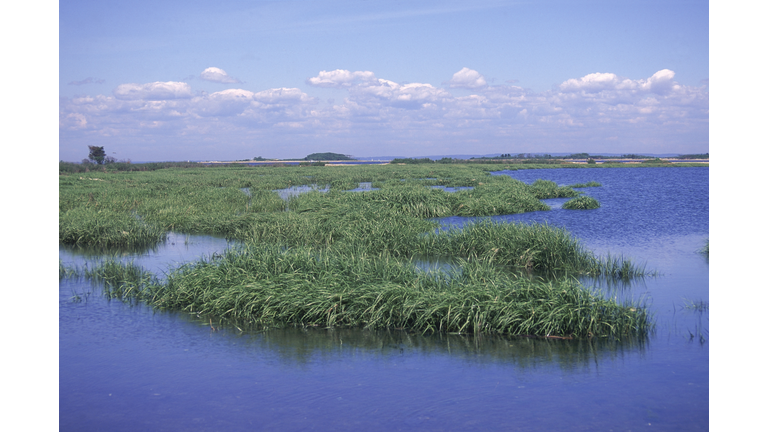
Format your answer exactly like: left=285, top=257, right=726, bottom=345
left=451, top=180, right=550, bottom=216
left=562, top=196, right=600, bottom=210
left=235, top=203, right=436, bottom=256
left=60, top=259, right=158, bottom=301
left=417, top=220, right=645, bottom=277
left=62, top=247, right=651, bottom=338
left=568, top=181, right=602, bottom=188
left=59, top=207, right=166, bottom=249
left=528, top=179, right=579, bottom=199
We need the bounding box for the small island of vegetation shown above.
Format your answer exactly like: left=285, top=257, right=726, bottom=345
left=304, top=152, right=354, bottom=161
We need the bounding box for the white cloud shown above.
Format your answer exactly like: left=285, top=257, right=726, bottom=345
left=192, top=89, right=256, bottom=117
left=559, top=72, right=631, bottom=92
left=200, top=67, right=242, bottom=84
left=253, top=88, right=317, bottom=105
left=559, top=69, right=682, bottom=96
left=643, top=69, right=679, bottom=94
left=351, top=80, right=452, bottom=110
left=448, top=67, right=487, bottom=89
left=60, top=68, right=708, bottom=160
left=113, top=82, right=193, bottom=100
left=307, top=70, right=377, bottom=88
left=60, top=113, right=87, bottom=130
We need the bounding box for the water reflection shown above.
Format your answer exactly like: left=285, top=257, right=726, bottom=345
left=272, top=184, right=330, bottom=200
left=59, top=231, right=238, bottom=278
left=410, top=254, right=460, bottom=274
left=153, top=311, right=650, bottom=371
left=344, top=182, right=379, bottom=192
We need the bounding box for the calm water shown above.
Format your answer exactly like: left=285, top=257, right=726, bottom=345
left=59, top=167, right=708, bottom=431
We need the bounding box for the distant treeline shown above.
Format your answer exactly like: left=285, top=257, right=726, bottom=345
left=59, top=161, right=203, bottom=173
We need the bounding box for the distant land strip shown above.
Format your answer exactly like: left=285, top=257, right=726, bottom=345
left=200, top=158, right=709, bottom=165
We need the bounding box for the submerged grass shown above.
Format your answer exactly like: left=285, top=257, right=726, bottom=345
left=61, top=259, right=159, bottom=302
left=699, top=239, right=709, bottom=256
left=681, top=299, right=708, bottom=312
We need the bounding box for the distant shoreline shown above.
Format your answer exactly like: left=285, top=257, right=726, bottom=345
left=199, top=158, right=709, bottom=166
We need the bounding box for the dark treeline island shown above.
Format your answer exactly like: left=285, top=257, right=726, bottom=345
left=58, top=151, right=708, bottom=339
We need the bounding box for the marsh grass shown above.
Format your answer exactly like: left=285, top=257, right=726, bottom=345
left=562, top=196, right=601, bottom=210
left=417, top=221, right=648, bottom=277
left=59, top=207, right=167, bottom=249
left=528, top=180, right=580, bottom=199
left=681, top=299, right=709, bottom=312
left=568, top=181, right=602, bottom=188
left=61, top=259, right=160, bottom=303
left=65, top=245, right=650, bottom=338
left=59, top=164, right=656, bottom=337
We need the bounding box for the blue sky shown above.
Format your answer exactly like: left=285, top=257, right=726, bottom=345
left=58, top=0, right=710, bottom=161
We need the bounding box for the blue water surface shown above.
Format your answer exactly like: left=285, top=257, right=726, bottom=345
left=59, top=166, right=708, bottom=431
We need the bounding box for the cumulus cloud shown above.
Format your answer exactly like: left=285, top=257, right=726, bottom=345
left=559, top=69, right=681, bottom=96
left=200, top=67, right=242, bottom=84
left=113, top=82, right=193, bottom=100
left=60, top=113, right=88, bottom=130
left=60, top=68, right=708, bottom=160
left=448, top=67, right=487, bottom=89
left=643, top=69, right=678, bottom=94
left=193, top=89, right=256, bottom=117
left=307, top=70, right=377, bottom=88
left=559, top=72, right=633, bottom=92
left=352, top=80, right=452, bottom=109
left=253, top=88, right=317, bottom=105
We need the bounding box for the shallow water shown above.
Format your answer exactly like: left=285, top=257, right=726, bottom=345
left=59, top=166, right=708, bottom=431
left=344, top=181, right=380, bottom=192
left=271, top=182, right=380, bottom=199
left=272, top=184, right=330, bottom=200
left=431, top=185, right=474, bottom=193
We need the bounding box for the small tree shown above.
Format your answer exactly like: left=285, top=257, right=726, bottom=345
left=88, top=146, right=107, bottom=164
